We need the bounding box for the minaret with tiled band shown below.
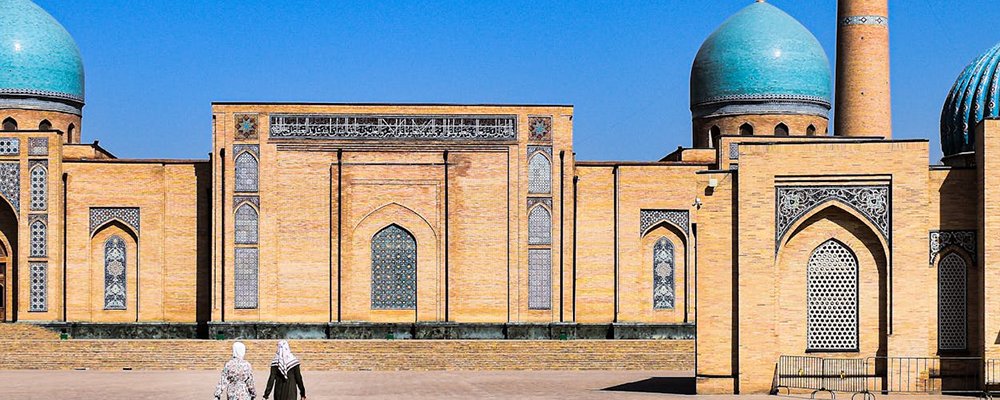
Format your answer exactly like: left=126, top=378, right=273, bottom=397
left=835, top=0, right=891, bottom=137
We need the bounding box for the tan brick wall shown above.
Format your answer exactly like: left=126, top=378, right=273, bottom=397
left=835, top=0, right=892, bottom=137
left=693, top=114, right=830, bottom=148
left=0, top=108, right=80, bottom=143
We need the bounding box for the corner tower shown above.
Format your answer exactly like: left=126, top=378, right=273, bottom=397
left=834, top=0, right=891, bottom=137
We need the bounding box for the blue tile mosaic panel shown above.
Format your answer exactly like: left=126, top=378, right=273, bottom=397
left=234, top=247, right=259, bottom=309
left=29, top=262, right=46, bottom=312
left=103, top=235, right=126, bottom=310
left=653, top=237, right=675, bottom=309
left=371, top=224, right=416, bottom=310
left=528, top=249, right=551, bottom=310
left=528, top=206, right=551, bottom=245
left=29, top=161, right=46, bottom=211
left=234, top=203, right=258, bottom=245
left=29, top=216, right=46, bottom=258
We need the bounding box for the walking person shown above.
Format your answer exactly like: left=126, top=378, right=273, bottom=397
left=263, top=340, right=307, bottom=400
left=215, top=341, right=257, bottom=400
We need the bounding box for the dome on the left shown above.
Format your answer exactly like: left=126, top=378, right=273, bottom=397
left=0, top=0, right=84, bottom=104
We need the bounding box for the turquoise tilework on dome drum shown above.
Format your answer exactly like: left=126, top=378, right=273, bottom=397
left=690, top=2, right=831, bottom=108
left=0, top=0, right=84, bottom=103
left=940, top=42, right=1000, bottom=157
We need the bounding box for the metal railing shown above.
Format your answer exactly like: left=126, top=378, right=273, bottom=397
left=774, top=355, right=870, bottom=398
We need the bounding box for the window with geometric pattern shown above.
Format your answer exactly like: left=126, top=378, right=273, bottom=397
left=528, top=206, right=551, bottom=245
left=528, top=249, right=551, bottom=310
left=234, top=151, right=258, bottom=192
left=29, top=262, right=46, bottom=312
left=234, top=247, right=258, bottom=309
left=29, top=220, right=45, bottom=258
left=806, top=239, right=859, bottom=352
left=371, top=224, right=416, bottom=310
left=938, top=253, right=967, bottom=350
left=234, top=204, right=258, bottom=244
left=29, top=164, right=46, bottom=211
left=528, top=152, right=551, bottom=194
left=653, top=237, right=675, bottom=309
left=103, top=235, right=127, bottom=310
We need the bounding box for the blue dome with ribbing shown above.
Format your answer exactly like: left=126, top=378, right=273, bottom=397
left=690, top=1, right=830, bottom=113
left=0, top=0, right=84, bottom=104
left=940, top=43, right=1000, bottom=157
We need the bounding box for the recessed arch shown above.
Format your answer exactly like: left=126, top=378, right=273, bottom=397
left=2, top=118, right=16, bottom=131
left=709, top=125, right=721, bottom=148
left=780, top=201, right=889, bottom=258
left=774, top=123, right=789, bottom=136
left=806, top=124, right=817, bottom=136
left=739, top=122, right=753, bottom=136
left=67, top=123, right=75, bottom=141
left=354, top=202, right=436, bottom=237
left=641, top=219, right=688, bottom=245
left=37, top=120, right=51, bottom=131
left=90, top=218, right=139, bottom=242
left=806, top=238, right=859, bottom=351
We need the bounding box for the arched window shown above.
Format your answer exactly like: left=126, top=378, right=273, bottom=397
left=653, top=237, right=675, bottom=309
left=528, top=206, right=551, bottom=245
left=234, top=151, right=258, bottom=192
left=234, top=204, right=258, bottom=244
left=806, top=124, right=817, bottom=136
left=29, top=220, right=46, bottom=258
left=709, top=125, right=721, bottom=148
left=29, top=164, right=46, bottom=211
left=371, top=224, right=416, bottom=310
left=67, top=123, right=75, bottom=140
left=938, top=253, right=967, bottom=350
left=774, top=123, right=789, bottom=136
left=2, top=118, right=16, bottom=131
left=528, top=152, right=551, bottom=194
left=104, top=235, right=127, bottom=310
left=38, top=120, right=51, bottom=131
left=739, top=123, right=753, bottom=136
left=806, top=239, right=858, bottom=351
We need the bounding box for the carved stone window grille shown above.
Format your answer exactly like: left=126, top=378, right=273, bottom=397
left=528, top=206, right=551, bottom=245
left=103, top=235, right=127, bottom=310
left=234, top=247, right=258, bottom=309
left=269, top=114, right=517, bottom=141
left=29, top=262, right=46, bottom=312
left=234, top=151, right=258, bottom=193
left=234, top=204, right=258, bottom=245
left=528, top=116, right=552, bottom=141
left=653, top=237, right=675, bottom=309
left=776, top=186, right=889, bottom=248
left=28, top=137, right=47, bottom=156
left=29, top=218, right=46, bottom=258
left=528, top=152, right=552, bottom=194
left=0, top=138, right=19, bottom=155
left=806, top=239, right=859, bottom=351
left=528, top=249, right=551, bottom=310
left=29, top=162, right=46, bottom=211
left=0, top=162, right=20, bottom=212
left=371, top=224, right=416, bottom=310
left=938, top=253, right=967, bottom=350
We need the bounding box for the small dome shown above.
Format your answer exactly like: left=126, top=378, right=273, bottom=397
left=0, top=0, right=84, bottom=104
left=940, top=43, right=1000, bottom=157
left=690, top=1, right=831, bottom=116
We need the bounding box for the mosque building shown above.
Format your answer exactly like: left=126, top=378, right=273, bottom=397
left=0, top=0, right=996, bottom=394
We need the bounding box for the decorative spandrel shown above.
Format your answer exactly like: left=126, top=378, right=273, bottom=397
left=528, top=249, right=551, bottom=310
left=103, top=235, right=127, bottom=310
left=776, top=186, right=889, bottom=248
left=89, top=208, right=140, bottom=236
left=639, top=210, right=689, bottom=236
left=653, top=237, right=675, bottom=309
left=371, top=224, right=417, bottom=310
left=806, top=240, right=858, bottom=351
left=929, top=230, right=976, bottom=265
left=938, top=253, right=967, bottom=350
left=270, top=114, right=517, bottom=141
left=0, top=162, right=20, bottom=212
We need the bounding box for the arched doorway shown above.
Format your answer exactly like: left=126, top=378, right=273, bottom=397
left=0, top=241, right=8, bottom=321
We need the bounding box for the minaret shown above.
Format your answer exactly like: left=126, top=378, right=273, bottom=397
left=834, top=0, right=891, bottom=137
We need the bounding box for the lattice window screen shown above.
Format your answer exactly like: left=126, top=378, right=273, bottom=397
left=29, top=262, right=46, bottom=312
left=528, top=249, right=551, bottom=310
left=29, top=164, right=46, bottom=211
left=234, top=247, right=258, bottom=309
left=103, top=235, right=127, bottom=310
left=234, top=204, right=258, bottom=244
left=528, top=206, right=551, bottom=245
left=29, top=220, right=46, bottom=257
left=528, top=153, right=551, bottom=194
left=806, top=239, right=859, bottom=351
left=938, top=253, right=967, bottom=350
left=234, top=152, right=258, bottom=192
left=371, top=225, right=417, bottom=310
left=653, top=237, right=675, bottom=309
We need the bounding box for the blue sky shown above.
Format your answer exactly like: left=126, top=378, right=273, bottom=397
left=34, top=0, right=1000, bottom=162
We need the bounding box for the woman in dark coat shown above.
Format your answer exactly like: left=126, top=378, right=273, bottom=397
left=263, top=340, right=307, bottom=400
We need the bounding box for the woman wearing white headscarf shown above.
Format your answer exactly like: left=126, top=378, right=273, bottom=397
left=215, top=342, right=257, bottom=400
left=263, top=340, right=307, bottom=400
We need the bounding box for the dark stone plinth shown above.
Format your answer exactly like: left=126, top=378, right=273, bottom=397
left=40, top=322, right=200, bottom=339
left=612, top=323, right=695, bottom=340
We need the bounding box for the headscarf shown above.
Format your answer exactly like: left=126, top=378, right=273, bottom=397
left=270, top=340, right=300, bottom=379
left=232, top=341, right=246, bottom=360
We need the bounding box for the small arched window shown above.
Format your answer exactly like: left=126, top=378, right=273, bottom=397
left=709, top=125, right=721, bottom=148
left=2, top=118, right=16, bottom=131
left=67, top=123, right=75, bottom=140
left=29, top=164, right=47, bottom=211
left=38, top=120, right=51, bottom=131
left=806, top=124, right=817, bottom=136
left=739, top=123, right=753, bottom=136
left=774, top=123, right=789, bottom=136
left=234, top=204, right=258, bottom=244
left=234, top=151, right=259, bottom=192
left=528, top=152, right=551, bottom=194
left=30, top=220, right=46, bottom=258
left=528, top=206, right=551, bottom=245
left=104, top=235, right=127, bottom=310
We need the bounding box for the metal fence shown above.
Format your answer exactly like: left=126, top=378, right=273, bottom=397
left=774, top=355, right=869, bottom=397
left=775, top=355, right=989, bottom=398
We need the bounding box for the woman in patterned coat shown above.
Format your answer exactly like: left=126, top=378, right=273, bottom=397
left=215, top=342, right=257, bottom=400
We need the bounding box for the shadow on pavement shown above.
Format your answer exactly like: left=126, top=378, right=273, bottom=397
left=601, top=377, right=696, bottom=395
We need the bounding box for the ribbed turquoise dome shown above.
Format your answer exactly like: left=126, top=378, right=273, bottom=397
left=690, top=1, right=831, bottom=114
left=0, top=0, right=84, bottom=104
left=940, top=43, right=1000, bottom=157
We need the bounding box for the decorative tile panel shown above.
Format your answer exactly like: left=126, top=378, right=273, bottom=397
left=840, top=15, right=888, bottom=26
left=270, top=114, right=517, bottom=141
left=0, top=162, right=19, bottom=212
left=938, top=253, right=967, bottom=350
left=729, top=142, right=739, bottom=159
left=0, top=138, right=19, bottom=155
left=371, top=225, right=416, bottom=310
left=89, top=207, right=140, bottom=236
left=233, top=195, right=260, bottom=209
left=234, top=147, right=259, bottom=193
left=29, top=215, right=46, bottom=258
left=234, top=203, right=259, bottom=245
left=929, top=230, right=976, bottom=265
left=234, top=113, right=259, bottom=140
left=103, top=235, right=127, bottom=310
left=528, top=116, right=552, bottom=141
left=528, top=205, right=551, bottom=245
left=528, top=249, right=552, bottom=310
left=29, top=262, right=46, bottom=312
left=806, top=240, right=858, bottom=351
left=527, top=151, right=552, bottom=194
left=234, top=247, right=259, bottom=309
left=639, top=209, right=689, bottom=236
left=28, top=137, right=48, bottom=156
left=527, top=197, right=552, bottom=210
left=29, top=160, right=46, bottom=211
left=653, top=237, right=675, bottom=309
left=775, top=186, right=889, bottom=247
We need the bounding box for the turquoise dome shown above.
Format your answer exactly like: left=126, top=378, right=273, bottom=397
left=0, top=0, right=84, bottom=104
left=940, top=43, right=1000, bottom=157
left=690, top=1, right=831, bottom=116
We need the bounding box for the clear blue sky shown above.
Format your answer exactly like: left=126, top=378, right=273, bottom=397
left=34, top=0, right=1000, bottom=162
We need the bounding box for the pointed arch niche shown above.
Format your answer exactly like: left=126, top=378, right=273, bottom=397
left=90, top=221, right=138, bottom=321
